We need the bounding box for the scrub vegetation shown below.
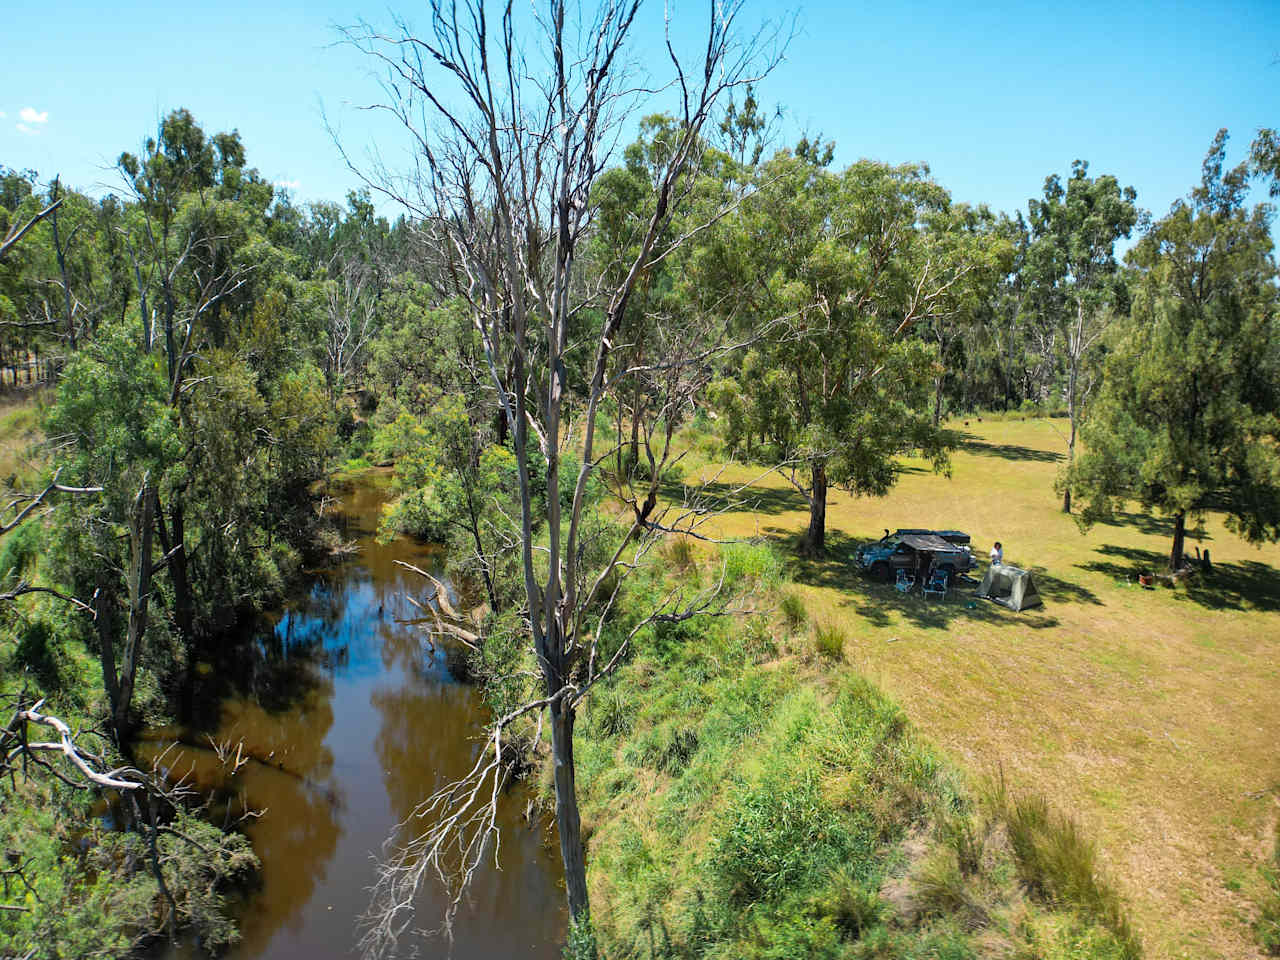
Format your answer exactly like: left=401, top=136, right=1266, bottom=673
left=2, top=2, right=1279, bottom=958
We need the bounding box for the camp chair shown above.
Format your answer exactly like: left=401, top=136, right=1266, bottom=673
left=923, top=568, right=948, bottom=600
left=894, top=569, right=915, bottom=593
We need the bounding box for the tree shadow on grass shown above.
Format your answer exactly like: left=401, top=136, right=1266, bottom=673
left=660, top=468, right=935, bottom=523
left=1092, top=509, right=1215, bottom=542
left=659, top=475, right=808, bottom=517
left=957, top=431, right=1064, bottom=464
left=772, top=528, right=1062, bottom=630
left=1028, top=568, right=1103, bottom=606
left=1078, top=543, right=1280, bottom=612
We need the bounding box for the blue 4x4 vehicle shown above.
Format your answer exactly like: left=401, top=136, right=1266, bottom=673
left=854, top=528, right=978, bottom=584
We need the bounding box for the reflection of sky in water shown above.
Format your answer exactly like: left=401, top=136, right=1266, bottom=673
left=268, top=571, right=457, bottom=685
left=161, top=474, right=565, bottom=960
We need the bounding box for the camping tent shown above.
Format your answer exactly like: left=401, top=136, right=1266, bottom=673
left=975, top=564, right=1043, bottom=611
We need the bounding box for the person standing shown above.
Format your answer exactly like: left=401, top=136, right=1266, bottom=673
left=989, top=541, right=1003, bottom=566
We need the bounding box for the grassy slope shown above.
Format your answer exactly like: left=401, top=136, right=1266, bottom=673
left=670, top=416, right=1280, bottom=960
left=0, top=390, right=47, bottom=486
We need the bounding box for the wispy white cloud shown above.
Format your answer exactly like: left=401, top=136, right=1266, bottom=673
left=275, top=179, right=300, bottom=190
left=16, top=124, right=35, bottom=136
left=18, top=107, right=48, bottom=125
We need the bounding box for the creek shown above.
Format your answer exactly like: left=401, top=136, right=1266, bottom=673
left=141, top=471, right=564, bottom=959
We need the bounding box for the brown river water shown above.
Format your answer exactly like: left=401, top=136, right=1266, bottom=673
left=139, top=473, right=564, bottom=960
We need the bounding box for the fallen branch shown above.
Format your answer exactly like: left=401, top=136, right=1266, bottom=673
left=11, top=705, right=141, bottom=791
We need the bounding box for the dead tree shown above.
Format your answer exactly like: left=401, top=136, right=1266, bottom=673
left=323, top=255, right=379, bottom=402
left=0, top=693, right=259, bottom=947
left=344, top=0, right=784, bottom=953
left=0, top=199, right=62, bottom=264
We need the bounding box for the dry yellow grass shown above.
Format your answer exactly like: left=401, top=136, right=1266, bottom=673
left=0, top=389, right=47, bottom=486
left=677, top=416, right=1280, bottom=960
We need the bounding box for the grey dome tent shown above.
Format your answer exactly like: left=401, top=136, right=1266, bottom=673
left=975, top=564, right=1042, bottom=611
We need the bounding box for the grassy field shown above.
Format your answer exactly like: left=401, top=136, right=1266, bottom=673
left=674, top=416, right=1280, bottom=960
left=0, top=389, right=46, bottom=486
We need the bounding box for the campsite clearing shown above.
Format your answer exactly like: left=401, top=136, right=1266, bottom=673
left=681, top=416, right=1280, bottom=960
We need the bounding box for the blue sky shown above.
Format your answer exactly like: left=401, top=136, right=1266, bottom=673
left=3, top=0, right=1278, bottom=225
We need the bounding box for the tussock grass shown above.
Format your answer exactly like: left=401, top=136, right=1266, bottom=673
left=662, top=535, right=696, bottom=571
left=811, top=620, right=847, bottom=661
left=908, top=842, right=992, bottom=930
left=571, top=558, right=1136, bottom=959
left=779, top=591, right=807, bottom=630
left=983, top=778, right=1141, bottom=960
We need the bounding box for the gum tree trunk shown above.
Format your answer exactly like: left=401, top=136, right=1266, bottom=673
left=1170, top=511, right=1186, bottom=571
left=549, top=697, right=588, bottom=921
left=112, top=483, right=155, bottom=741
left=802, top=461, right=828, bottom=556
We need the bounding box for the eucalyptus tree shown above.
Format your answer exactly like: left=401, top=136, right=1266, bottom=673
left=588, top=114, right=740, bottom=474
left=45, top=114, right=335, bottom=738
left=918, top=202, right=1012, bottom=425
left=706, top=150, right=963, bottom=556
left=1024, top=161, right=1138, bottom=512
left=1064, top=131, right=1280, bottom=569
left=343, top=1, right=784, bottom=951
left=0, top=173, right=131, bottom=383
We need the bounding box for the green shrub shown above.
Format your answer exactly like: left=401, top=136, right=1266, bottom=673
left=737, top=905, right=844, bottom=960
left=812, top=621, right=846, bottom=661
left=562, top=915, right=598, bottom=960
left=721, top=541, right=783, bottom=590
left=779, top=591, right=807, bottom=630
left=709, top=771, right=853, bottom=906
left=813, top=865, right=883, bottom=939
left=0, top=516, right=44, bottom=578
left=11, top=619, right=65, bottom=692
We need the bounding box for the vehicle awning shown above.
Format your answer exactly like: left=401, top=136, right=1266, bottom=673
left=898, top=534, right=959, bottom=552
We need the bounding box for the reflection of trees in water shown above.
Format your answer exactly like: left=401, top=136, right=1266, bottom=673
left=138, top=665, right=344, bottom=950
left=149, top=475, right=561, bottom=956
left=371, top=683, right=485, bottom=827
left=369, top=681, right=566, bottom=957
left=223, top=687, right=344, bottom=943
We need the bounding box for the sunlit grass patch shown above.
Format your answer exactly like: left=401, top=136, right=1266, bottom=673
left=647, top=414, right=1280, bottom=958
left=811, top=620, right=847, bottom=661
left=0, top=392, right=46, bottom=486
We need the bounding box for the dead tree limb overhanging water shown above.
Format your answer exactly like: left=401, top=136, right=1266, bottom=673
left=341, top=1, right=789, bottom=953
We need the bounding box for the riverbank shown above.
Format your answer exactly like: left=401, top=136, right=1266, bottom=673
left=137, top=469, right=564, bottom=960
left=553, top=543, right=1139, bottom=959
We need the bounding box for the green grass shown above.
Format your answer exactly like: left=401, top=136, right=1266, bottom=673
left=0, top=392, right=47, bottom=487
left=571, top=557, right=1140, bottom=960
left=812, top=620, right=847, bottom=661
left=1256, top=828, right=1280, bottom=955
left=657, top=415, right=1280, bottom=960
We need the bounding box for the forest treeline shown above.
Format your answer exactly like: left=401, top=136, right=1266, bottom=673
left=1, top=71, right=1279, bottom=956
